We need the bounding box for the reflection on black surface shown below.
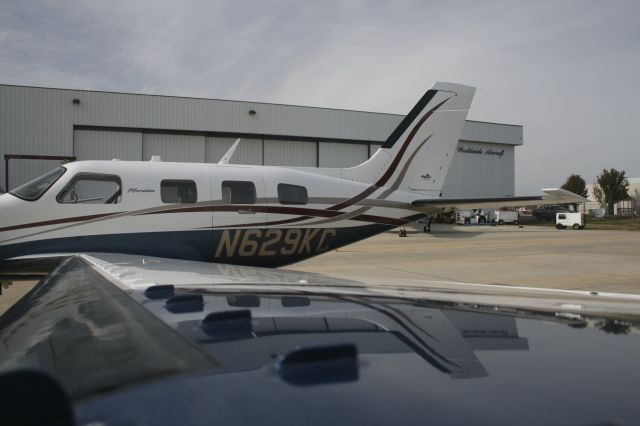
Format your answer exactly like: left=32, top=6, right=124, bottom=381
left=0, top=257, right=215, bottom=398
left=160, top=292, right=530, bottom=380
left=276, top=343, right=359, bottom=386
left=227, top=294, right=261, bottom=307
left=281, top=296, right=311, bottom=307
left=597, top=319, right=632, bottom=334
left=4, top=257, right=640, bottom=426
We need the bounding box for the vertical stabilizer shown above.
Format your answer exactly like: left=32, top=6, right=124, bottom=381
left=341, top=82, right=475, bottom=196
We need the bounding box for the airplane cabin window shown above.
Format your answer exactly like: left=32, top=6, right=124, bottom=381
left=161, top=180, right=197, bottom=203
left=56, top=174, right=122, bottom=204
left=221, top=181, right=256, bottom=204
left=278, top=183, right=308, bottom=205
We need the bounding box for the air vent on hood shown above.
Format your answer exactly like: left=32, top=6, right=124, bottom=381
left=200, top=309, right=253, bottom=340
left=144, top=284, right=175, bottom=300
left=276, top=343, right=359, bottom=386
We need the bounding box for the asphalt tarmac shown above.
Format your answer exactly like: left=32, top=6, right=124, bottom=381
left=1, top=224, right=639, bottom=317
left=290, top=224, right=640, bottom=295
left=0, top=280, right=37, bottom=316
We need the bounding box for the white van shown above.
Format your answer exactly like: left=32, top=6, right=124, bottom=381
left=495, top=210, right=519, bottom=225
left=556, top=212, right=585, bottom=230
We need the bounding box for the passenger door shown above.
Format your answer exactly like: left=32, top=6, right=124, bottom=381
left=212, top=167, right=266, bottom=228
left=45, top=171, right=127, bottom=241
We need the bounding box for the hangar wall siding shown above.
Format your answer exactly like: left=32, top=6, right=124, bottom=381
left=1, top=84, right=523, bottom=198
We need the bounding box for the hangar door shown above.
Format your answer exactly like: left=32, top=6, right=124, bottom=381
left=206, top=137, right=263, bottom=165
left=142, top=133, right=205, bottom=162
left=319, top=142, right=368, bottom=167
left=264, top=140, right=317, bottom=166
left=74, top=130, right=143, bottom=161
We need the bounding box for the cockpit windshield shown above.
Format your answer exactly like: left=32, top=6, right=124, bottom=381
left=9, top=166, right=67, bottom=201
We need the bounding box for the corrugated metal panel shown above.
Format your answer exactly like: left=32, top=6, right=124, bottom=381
left=1, top=86, right=75, bottom=187
left=142, top=133, right=205, bottom=162
left=369, top=144, right=382, bottom=157
left=0, top=85, right=523, bottom=146
left=264, top=140, right=317, bottom=167
left=205, top=137, right=263, bottom=165
left=55, top=86, right=395, bottom=142
left=319, top=142, right=368, bottom=168
left=7, top=159, right=64, bottom=190
left=74, top=130, right=142, bottom=161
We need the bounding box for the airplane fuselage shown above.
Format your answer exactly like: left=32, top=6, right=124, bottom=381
left=0, top=160, right=426, bottom=267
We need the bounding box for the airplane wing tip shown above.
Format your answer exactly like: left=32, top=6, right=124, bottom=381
left=541, top=188, right=589, bottom=203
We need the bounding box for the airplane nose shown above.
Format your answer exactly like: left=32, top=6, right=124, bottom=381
left=0, top=193, right=19, bottom=232
left=0, top=194, right=9, bottom=229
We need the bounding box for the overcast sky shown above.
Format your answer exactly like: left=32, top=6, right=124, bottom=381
left=1, top=0, right=638, bottom=194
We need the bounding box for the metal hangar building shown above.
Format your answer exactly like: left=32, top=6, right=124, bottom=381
left=0, top=84, right=523, bottom=197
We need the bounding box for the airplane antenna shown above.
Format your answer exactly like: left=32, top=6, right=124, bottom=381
left=219, top=139, right=241, bottom=164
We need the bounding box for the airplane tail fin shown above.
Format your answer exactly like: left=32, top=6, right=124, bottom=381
left=341, top=82, right=475, bottom=196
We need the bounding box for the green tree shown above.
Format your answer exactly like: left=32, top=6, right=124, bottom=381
left=561, top=174, right=588, bottom=197
left=596, top=168, right=630, bottom=215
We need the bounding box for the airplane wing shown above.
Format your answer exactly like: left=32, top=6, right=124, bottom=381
left=411, top=188, right=588, bottom=211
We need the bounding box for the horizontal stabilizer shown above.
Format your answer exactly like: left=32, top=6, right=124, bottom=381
left=411, top=188, right=588, bottom=211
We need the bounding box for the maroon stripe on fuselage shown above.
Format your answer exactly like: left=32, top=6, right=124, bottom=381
left=352, top=214, right=408, bottom=227
left=139, top=205, right=342, bottom=218
left=134, top=205, right=257, bottom=215
left=0, top=212, right=122, bottom=233
left=206, top=212, right=407, bottom=229
left=327, top=185, right=378, bottom=211
left=265, top=206, right=339, bottom=218
left=209, top=216, right=312, bottom=229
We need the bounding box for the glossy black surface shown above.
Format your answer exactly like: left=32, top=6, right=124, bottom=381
left=1, top=257, right=639, bottom=425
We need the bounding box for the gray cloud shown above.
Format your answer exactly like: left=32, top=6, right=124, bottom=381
left=1, top=0, right=639, bottom=193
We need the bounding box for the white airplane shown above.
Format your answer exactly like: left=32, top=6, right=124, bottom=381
left=0, top=82, right=585, bottom=267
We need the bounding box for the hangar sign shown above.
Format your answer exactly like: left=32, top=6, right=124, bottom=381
left=457, top=145, right=505, bottom=159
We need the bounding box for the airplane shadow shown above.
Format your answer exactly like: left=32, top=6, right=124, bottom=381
left=428, top=228, right=482, bottom=239
left=390, top=226, right=482, bottom=239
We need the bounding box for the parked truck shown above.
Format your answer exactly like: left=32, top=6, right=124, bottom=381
left=533, top=204, right=569, bottom=220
